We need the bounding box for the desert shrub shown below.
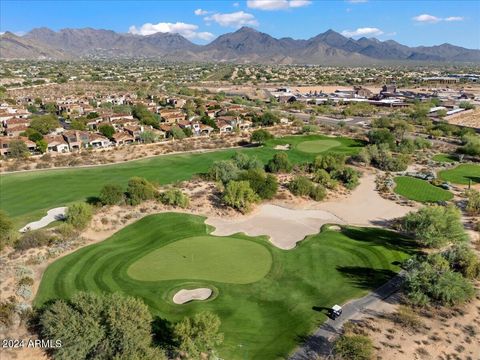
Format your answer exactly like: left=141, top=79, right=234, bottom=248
left=401, top=205, right=467, bottom=248
left=465, top=189, right=480, bottom=215
left=126, top=177, right=156, bottom=205
left=250, top=129, right=273, bottom=144
left=66, top=203, right=93, bottom=230
left=39, top=292, right=166, bottom=360
left=444, top=243, right=480, bottom=279
left=289, top=176, right=313, bottom=197
left=14, top=229, right=54, bottom=250
left=368, top=128, right=396, bottom=149
left=99, top=184, right=125, bottom=206
left=309, top=184, right=327, bottom=201
left=56, top=223, right=77, bottom=240
left=334, top=334, right=373, bottom=360
left=158, top=189, right=190, bottom=208
left=302, top=124, right=319, bottom=133
left=312, top=153, right=346, bottom=172
left=266, top=152, right=292, bottom=173
left=238, top=168, right=278, bottom=200
left=392, top=306, right=424, bottom=332
left=459, top=134, right=480, bottom=156
left=208, top=160, right=240, bottom=184
left=405, top=254, right=475, bottom=306
left=0, top=298, right=17, bottom=329
left=17, top=276, right=34, bottom=287
left=232, top=152, right=263, bottom=171
left=223, top=180, right=259, bottom=213
left=331, top=167, right=360, bottom=190
left=312, top=169, right=338, bottom=189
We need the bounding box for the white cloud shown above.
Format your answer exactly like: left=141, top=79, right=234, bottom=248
left=413, top=14, right=464, bottom=23
left=246, top=0, right=311, bottom=10
left=233, top=2, right=240, bottom=7
left=194, top=9, right=209, bottom=16
left=413, top=14, right=441, bottom=23
left=204, top=11, right=258, bottom=28
left=445, top=16, right=464, bottom=22
left=341, top=27, right=384, bottom=37
left=128, top=22, right=214, bottom=41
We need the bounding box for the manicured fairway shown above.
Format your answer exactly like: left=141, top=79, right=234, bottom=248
left=438, top=164, right=480, bottom=185
left=432, top=153, right=458, bottom=163
left=128, top=236, right=272, bottom=284
left=296, top=139, right=342, bottom=153
left=394, top=176, right=453, bottom=203
left=0, top=135, right=365, bottom=227
left=35, top=213, right=416, bottom=360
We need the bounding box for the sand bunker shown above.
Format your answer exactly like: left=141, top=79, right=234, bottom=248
left=207, top=174, right=414, bottom=250
left=274, top=144, right=290, bottom=150
left=173, top=288, right=213, bottom=304
left=19, top=207, right=67, bottom=232
left=207, top=204, right=343, bottom=250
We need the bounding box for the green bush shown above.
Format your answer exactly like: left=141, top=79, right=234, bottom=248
left=126, top=177, right=157, bottom=205
left=0, top=210, right=15, bottom=251
left=238, top=168, right=278, bottom=200
left=312, top=153, right=346, bottom=172
left=312, top=169, right=338, bottom=189
left=99, top=184, right=125, bottom=205
left=232, top=152, right=263, bottom=171
left=158, top=189, right=190, bottom=208
left=331, top=167, right=360, bottom=190
left=444, top=243, right=480, bottom=279
left=309, top=184, right=327, bottom=201
left=465, top=189, right=480, bottom=215
left=250, top=129, right=273, bottom=144
left=334, top=334, right=373, bottom=360
left=401, top=205, right=467, bottom=248
left=66, top=203, right=93, bottom=230
left=266, top=152, right=292, bottom=173
left=223, top=181, right=259, bottom=213
left=459, top=134, right=480, bottom=156
left=209, top=160, right=240, bottom=184
left=39, top=292, right=166, bottom=360
left=289, top=176, right=313, bottom=197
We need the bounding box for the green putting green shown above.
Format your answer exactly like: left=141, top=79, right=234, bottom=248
left=0, top=134, right=365, bottom=228
left=432, top=153, right=457, bottom=163
left=35, top=212, right=416, bottom=360
left=394, top=176, right=453, bottom=203
left=438, top=164, right=480, bottom=185
left=128, top=236, right=272, bottom=284
left=296, top=139, right=342, bottom=153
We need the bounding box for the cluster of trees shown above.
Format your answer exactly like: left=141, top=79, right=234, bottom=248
left=311, top=154, right=360, bottom=190
left=465, top=189, right=480, bottom=216
left=37, top=292, right=223, bottom=360
left=132, top=104, right=160, bottom=128
left=250, top=111, right=281, bottom=127
left=250, top=129, right=274, bottom=144
left=288, top=176, right=326, bottom=201
left=400, top=205, right=478, bottom=307
left=459, top=134, right=480, bottom=157
left=209, top=152, right=279, bottom=213
left=99, top=178, right=190, bottom=209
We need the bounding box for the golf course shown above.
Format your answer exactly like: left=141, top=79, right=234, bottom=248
left=0, top=135, right=365, bottom=227
left=438, top=163, right=480, bottom=185
left=393, top=176, right=453, bottom=203
left=35, top=212, right=417, bottom=359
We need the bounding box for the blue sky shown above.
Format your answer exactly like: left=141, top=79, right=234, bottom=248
left=1, top=0, right=479, bottom=48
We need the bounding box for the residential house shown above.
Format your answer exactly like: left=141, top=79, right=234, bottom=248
left=62, top=130, right=90, bottom=150
left=0, top=137, right=37, bottom=156
left=44, top=135, right=70, bottom=153
left=89, top=134, right=111, bottom=148
left=111, top=132, right=135, bottom=146
left=160, top=109, right=186, bottom=124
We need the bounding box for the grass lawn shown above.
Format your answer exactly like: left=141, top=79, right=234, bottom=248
left=296, top=139, right=342, bottom=153
left=35, top=213, right=416, bottom=360
left=438, top=164, right=480, bottom=185
left=432, top=153, right=458, bottom=163
left=0, top=135, right=365, bottom=227
left=394, top=176, right=453, bottom=203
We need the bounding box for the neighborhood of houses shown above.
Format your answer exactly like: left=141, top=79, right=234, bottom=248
left=0, top=93, right=256, bottom=156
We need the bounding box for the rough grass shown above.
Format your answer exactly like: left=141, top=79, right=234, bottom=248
left=438, top=164, right=480, bottom=185
left=35, top=213, right=416, bottom=360
left=0, top=135, right=365, bottom=227
left=394, top=177, right=453, bottom=203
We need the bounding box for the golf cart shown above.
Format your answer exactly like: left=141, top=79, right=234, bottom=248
left=330, top=305, right=343, bottom=320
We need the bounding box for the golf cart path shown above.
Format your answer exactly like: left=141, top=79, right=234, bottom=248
left=289, top=272, right=405, bottom=360
left=19, top=207, right=67, bottom=232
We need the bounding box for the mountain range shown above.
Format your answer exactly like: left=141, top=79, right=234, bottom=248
left=1, top=26, right=479, bottom=64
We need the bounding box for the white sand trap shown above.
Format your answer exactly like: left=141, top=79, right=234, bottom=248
left=173, top=288, right=213, bottom=304
left=206, top=173, right=414, bottom=250
left=207, top=204, right=344, bottom=250
left=19, top=207, right=67, bottom=232
left=274, top=144, right=290, bottom=150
